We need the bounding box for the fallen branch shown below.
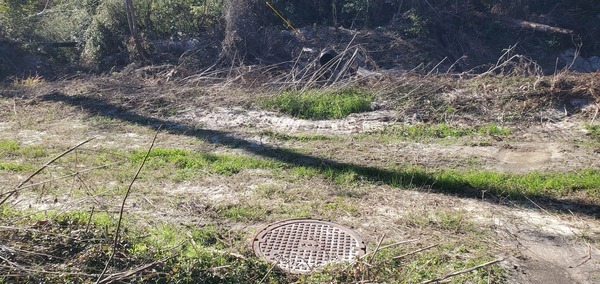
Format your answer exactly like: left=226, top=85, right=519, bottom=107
left=388, top=243, right=439, bottom=262
left=420, top=258, right=504, bottom=284
left=575, top=242, right=592, bottom=268
left=475, top=12, right=574, bottom=35
left=359, top=238, right=419, bottom=260
left=98, top=258, right=170, bottom=284
left=368, top=233, right=386, bottom=264
left=15, top=163, right=120, bottom=191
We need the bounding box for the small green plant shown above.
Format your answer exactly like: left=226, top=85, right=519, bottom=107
left=403, top=9, right=429, bottom=37
left=305, top=240, right=503, bottom=283
left=585, top=124, right=600, bottom=140
left=0, top=140, right=20, bottom=152
left=323, top=197, right=359, bottom=215
left=262, top=88, right=373, bottom=120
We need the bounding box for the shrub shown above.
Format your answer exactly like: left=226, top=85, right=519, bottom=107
left=81, top=0, right=129, bottom=65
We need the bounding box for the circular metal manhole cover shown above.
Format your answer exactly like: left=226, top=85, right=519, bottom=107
left=252, top=219, right=366, bottom=274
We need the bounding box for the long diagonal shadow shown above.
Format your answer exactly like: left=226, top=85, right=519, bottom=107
left=41, top=92, right=600, bottom=218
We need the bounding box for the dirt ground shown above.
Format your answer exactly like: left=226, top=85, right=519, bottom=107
left=1, top=72, right=600, bottom=283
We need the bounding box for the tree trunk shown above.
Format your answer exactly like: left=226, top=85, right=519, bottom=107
left=125, top=0, right=147, bottom=59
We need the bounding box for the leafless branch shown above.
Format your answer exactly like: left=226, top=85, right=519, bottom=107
left=95, top=126, right=161, bottom=283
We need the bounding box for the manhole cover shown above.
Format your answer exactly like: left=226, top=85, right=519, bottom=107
left=252, top=219, right=366, bottom=274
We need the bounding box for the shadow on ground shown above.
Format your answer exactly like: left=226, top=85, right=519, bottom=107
left=40, top=92, right=600, bottom=218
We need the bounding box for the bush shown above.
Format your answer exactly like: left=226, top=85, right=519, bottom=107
left=81, top=0, right=129, bottom=65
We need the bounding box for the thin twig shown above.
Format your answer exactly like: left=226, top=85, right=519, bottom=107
left=368, top=233, right=386, bottom=264
left=14, top=163, right=120, bottom=191
left=85, top=206, right=95, bottom=234
left=98, top=257, right=171, bottom=284
left=375, top=238, right=420, bottom=252
left=591, top=103, right=599, bottom=124
left=95, top=126, right=161, bottom=284
left=427, top=57, right=447, bottom=77
left=575, top=241, right=592, bottom=267
left=420, top=258, right=504, bottom=284
left=375, top=243, right=439, bottom=265
left=258, top=261, right=278, bottom=284
left=524, top=196, right=552, bottom=216
left=0, top=245, right=67, bottom=261
left=359, top=238, right=420, bottom=260
left=0, top=138, right=95, bottom=206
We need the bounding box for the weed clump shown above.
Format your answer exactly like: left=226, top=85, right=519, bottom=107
left=263, top=88, right=374, bottom=120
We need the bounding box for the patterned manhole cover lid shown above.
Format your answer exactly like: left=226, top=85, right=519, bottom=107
left=252, top=219, right=366, bottom=274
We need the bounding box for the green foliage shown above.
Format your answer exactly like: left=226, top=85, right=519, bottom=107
left=0, top=139, right=19, bottom=152
left=403, top=9, right=429, bottom=37
left=339, top=0, right=369, bottom=27
left=0, top=210, right=284, bottom=284
left=82, top=0, right=128, bottom=64
left=263, top=88, right=373, bottom=120
left=0, top=0, right=38, bottom=40
left=319, top=161, right=600, bottom=200
left=137, top=0, right=224, bottom=38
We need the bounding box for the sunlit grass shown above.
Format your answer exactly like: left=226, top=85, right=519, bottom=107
left=262, top=88, right=373, bottom=120
left=130, top=148, right=285, bottom=175
left=359, top=123, right=511, bottom=142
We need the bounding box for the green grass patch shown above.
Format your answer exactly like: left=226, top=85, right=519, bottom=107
left=0, top=162, right=33, bottom=171
left=363, top=123, right=511, bottom=141
left=437, top=169, right=600, bottom=197
left=402, top=210, right=475, bottom=233
left=131, top=148, right=285, bottom=175
left=0, top=139, right=48, bottom=157
left=216, top=204, right=267, bottom=222
left=320, top=163, right=600, bottom=200
left=0, top=139, right=20, bottom=152
left=259, top=130, right=339, bottom=141
left=262, top=88, right=373, bottom=120
left=586, top=123, right=600, bottom=140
